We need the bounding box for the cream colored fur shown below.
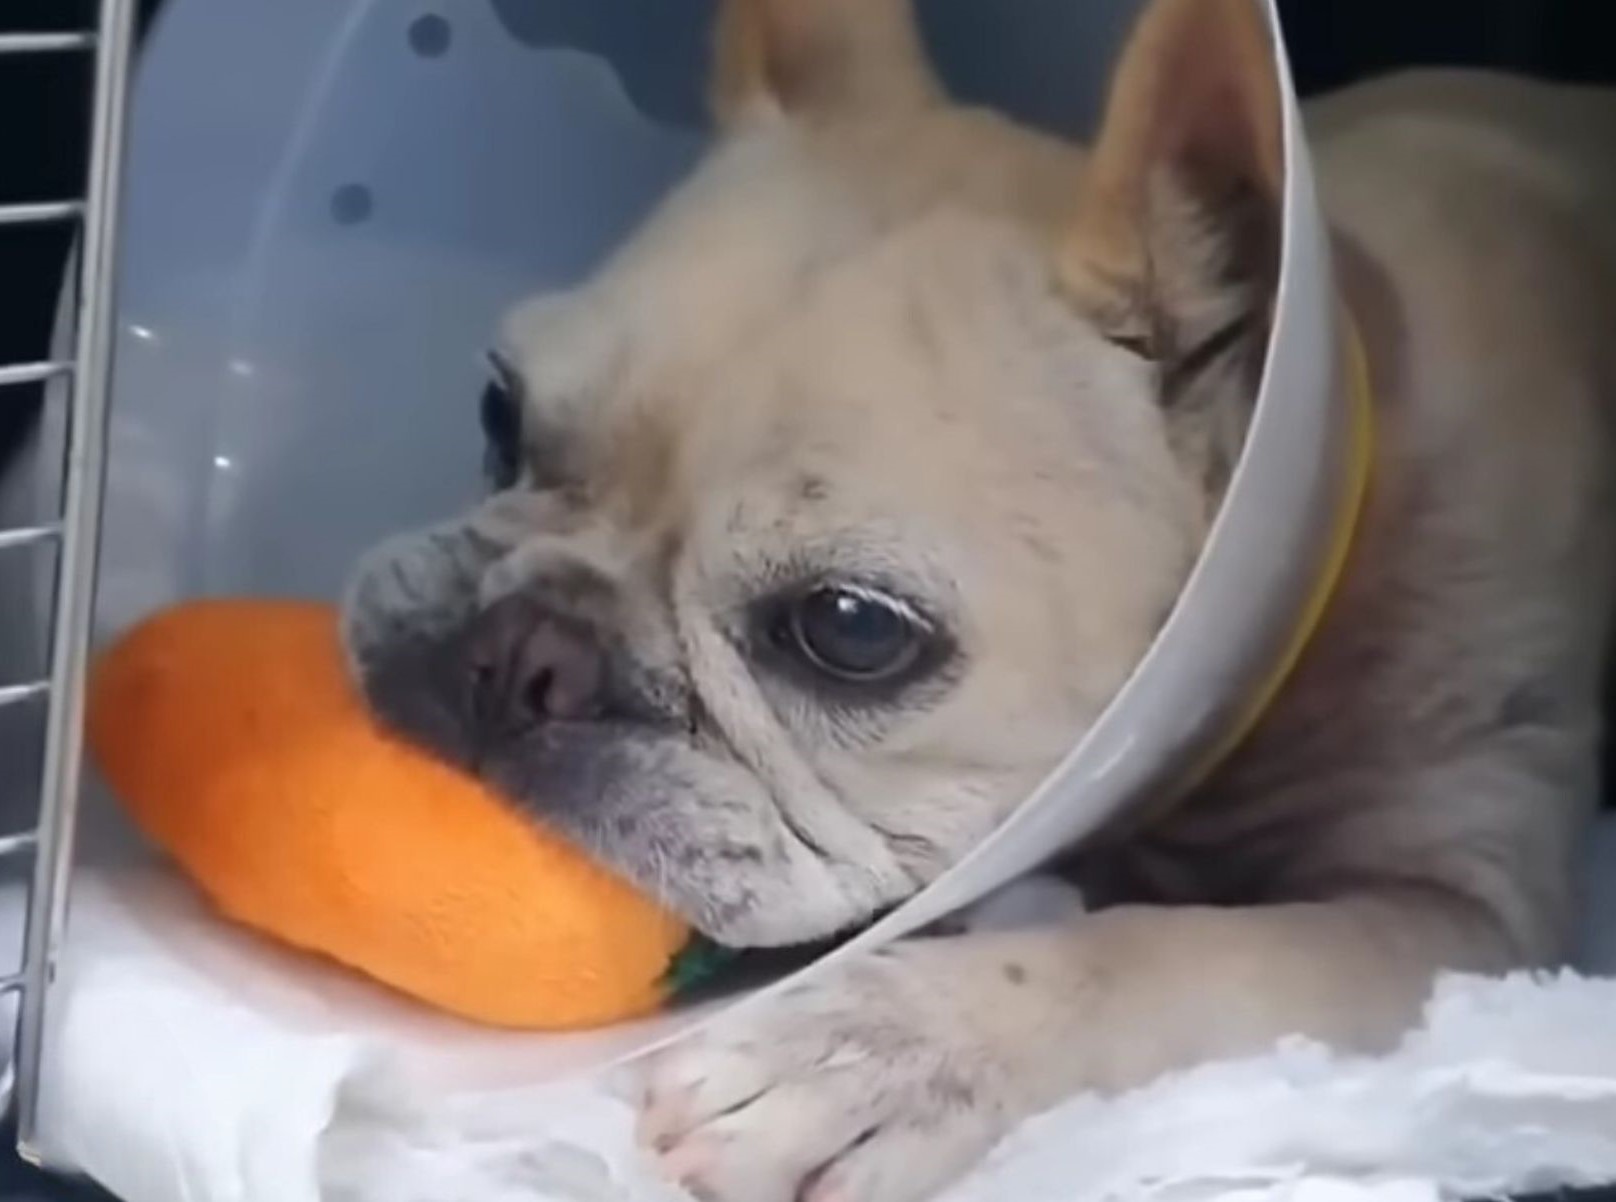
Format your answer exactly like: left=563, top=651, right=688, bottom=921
left=340, top=2, right=1616, bottom=1199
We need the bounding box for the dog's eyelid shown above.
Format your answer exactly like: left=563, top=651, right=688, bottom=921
left=478, top=348, right=533, bottom=493
left=482, top=348, right=524, bottom=395
left=479, top=348, right=578, bottom=461
left=760, top=570, right=941, bottom=627
left=828, top=581, right=932, bottom=631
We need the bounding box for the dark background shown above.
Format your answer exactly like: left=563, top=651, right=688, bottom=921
left=1, top=1, right=1613, bottom=1199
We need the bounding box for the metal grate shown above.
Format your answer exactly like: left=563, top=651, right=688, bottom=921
left=0, top=0, right=137, bottom=1166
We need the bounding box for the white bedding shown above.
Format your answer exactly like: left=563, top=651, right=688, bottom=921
left=9, top=817, right=1616, bottom=1202
left=325, top=820, right=1616, bottom=1202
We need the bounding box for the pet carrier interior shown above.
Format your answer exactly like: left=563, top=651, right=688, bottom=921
left=1, top=3, right=1612, bottom=1202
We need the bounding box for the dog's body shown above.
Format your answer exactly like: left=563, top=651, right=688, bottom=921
left=342, top=3, right=1616, bottom=1199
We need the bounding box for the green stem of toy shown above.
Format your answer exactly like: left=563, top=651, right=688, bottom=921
left=664, top=935, right=739, bottom=995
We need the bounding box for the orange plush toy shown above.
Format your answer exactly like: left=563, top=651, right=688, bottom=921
left=86, top=598, right=713, bottom=1030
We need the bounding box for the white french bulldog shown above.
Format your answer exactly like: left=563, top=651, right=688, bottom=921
left=340, top=1, right=1616, bottom=1198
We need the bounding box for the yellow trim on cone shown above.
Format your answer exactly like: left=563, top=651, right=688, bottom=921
left=1112, top=313, right=1375, bottom=838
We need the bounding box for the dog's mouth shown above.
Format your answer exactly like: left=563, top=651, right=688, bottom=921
left=452, top=722, right=871, bottom=945
left=352, top=624, right=922, bottom=948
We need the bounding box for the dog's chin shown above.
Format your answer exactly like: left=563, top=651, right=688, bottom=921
left=465, top=725, right=907, bottom=948
left=353, top=662, right=910, bottom=945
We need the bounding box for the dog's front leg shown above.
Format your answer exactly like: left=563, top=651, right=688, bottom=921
left=636, top=886, right=1514, bottom=1202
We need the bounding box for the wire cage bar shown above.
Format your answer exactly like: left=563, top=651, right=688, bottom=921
left=0, top=0, right=137, bottom=1166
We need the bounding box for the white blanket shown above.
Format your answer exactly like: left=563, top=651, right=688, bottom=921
left=13, top=817, right=1616, bottom=1202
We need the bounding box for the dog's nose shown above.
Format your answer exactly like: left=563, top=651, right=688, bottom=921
left=466, top=597, right=605, bottom=731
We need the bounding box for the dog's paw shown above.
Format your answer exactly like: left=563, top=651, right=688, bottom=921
left=634, top=947, right=1014, bottom=1202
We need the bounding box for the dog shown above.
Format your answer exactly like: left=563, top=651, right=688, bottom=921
left=339, top=0, right=1616, bottom=1198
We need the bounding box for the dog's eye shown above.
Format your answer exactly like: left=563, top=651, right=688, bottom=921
left=480, top=354, right=524, bottom=492
left=775, top=586, right=928, bottom=683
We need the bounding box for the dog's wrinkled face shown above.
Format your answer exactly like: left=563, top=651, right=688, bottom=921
left=342, top=0, right=1279, bottom=945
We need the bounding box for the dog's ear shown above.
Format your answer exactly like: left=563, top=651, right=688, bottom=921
left=709, top=0, right=940, bottom=126
left=1061, top=0, right=1283, bottom=363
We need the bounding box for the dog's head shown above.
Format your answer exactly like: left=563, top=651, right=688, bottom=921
left=342, top=0, right=1283, bottom=946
